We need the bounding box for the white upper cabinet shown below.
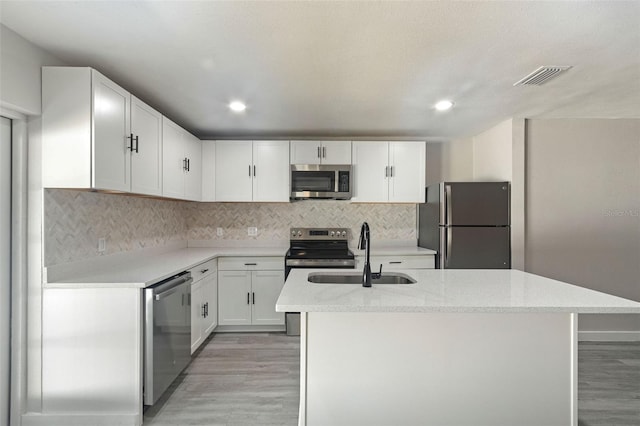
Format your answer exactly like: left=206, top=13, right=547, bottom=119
left=215, top=140, right=289, bottom=202
left=388, top=142, right=426, bottom=202
left=184, top=132, right=202, bottom=201
left=162, top=117, right=202, bottom=201
left=215, top=141, right=253, bottom=201
left=201, top=140, right=216, bottom=202
left=92, top=72, right=131, bottom=192
left=290, top=141, right=351, bottom=165
left=352, top=141, right=426, bottom=203
left=43, top=67, right=162, bottom=196
left=130, top=96, right=163, bottom=196
left=253, top=141, right=290, bottom=201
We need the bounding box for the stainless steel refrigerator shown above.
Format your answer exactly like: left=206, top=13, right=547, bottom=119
left=418, top=182, right=511, bottom=269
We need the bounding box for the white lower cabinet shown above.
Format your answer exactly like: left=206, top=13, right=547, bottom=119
left=218, top=257, right=285, bottom=329
left=190, top=259, right=218, bottom=354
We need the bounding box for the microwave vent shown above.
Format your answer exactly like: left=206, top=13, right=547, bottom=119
left=513, top=66, right=572, bottom=86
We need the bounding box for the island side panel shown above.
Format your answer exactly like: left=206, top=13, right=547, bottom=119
left=304, top=312, right=576, bottom=426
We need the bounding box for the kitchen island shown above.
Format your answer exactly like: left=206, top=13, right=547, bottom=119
left=276, top=269, right=640, bottom=426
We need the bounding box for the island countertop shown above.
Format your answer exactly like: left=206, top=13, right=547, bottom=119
left=276, top=268, right=640, bottom=314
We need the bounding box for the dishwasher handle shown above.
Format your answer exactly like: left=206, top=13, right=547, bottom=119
left=153, top=273, right=192, bottom=301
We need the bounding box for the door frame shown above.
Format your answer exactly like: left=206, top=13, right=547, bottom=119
left=1, top=107, right=29, bottom=426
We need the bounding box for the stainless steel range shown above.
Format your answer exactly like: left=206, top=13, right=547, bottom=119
left=284, top=227, right=355, bottom=335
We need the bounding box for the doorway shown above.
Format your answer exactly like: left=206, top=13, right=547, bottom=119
left=1, top=116, right=11, bottom=426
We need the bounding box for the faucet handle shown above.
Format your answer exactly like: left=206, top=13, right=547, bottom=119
left=372, top=264, right=382, bottom=279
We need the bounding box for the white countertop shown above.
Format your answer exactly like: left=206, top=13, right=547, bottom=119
left=45, top=245, right=287, bottom=288
left=276, top=268, right=640, bottom=314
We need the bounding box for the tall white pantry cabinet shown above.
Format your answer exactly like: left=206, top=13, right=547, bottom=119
left=42, top=67, right=163, bottom=196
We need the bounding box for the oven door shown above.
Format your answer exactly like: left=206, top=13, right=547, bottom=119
left=290, top=164, right=351, bottom=199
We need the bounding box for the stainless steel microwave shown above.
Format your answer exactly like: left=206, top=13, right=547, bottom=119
left=290, top=164, right=352, bottom=200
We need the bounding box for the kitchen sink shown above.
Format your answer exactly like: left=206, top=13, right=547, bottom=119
left=308, top=272, right=416, bottom=285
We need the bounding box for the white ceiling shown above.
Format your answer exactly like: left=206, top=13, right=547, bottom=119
left=1, top=1, right=639, bottom=140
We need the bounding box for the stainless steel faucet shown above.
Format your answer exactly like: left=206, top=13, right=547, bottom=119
left=358, top=222, right=382, bottom=287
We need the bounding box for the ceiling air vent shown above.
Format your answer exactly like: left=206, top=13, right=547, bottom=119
left=513, top=66, right=572, bottom=86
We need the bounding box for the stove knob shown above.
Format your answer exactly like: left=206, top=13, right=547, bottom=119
left=341, top=231, right=347, bottom=237
left=291, top=230, right=296, bottom=237
left=331, top=231, right=335, bottom=237
left=297, top=231, right=302, bottom=237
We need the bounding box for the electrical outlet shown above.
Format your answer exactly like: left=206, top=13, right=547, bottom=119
left=248, top=227, right=258, bottom=236
left=98, top=237, right=106, bottom=253
left=216, top=227, right=224, bottom=237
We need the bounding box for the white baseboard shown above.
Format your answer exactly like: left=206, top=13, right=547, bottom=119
left=578, top=331, right=640, bottom=342
left=22, top=412, right=141, bottom=426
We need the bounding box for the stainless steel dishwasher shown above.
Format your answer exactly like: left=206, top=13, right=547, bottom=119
left=144, top=271, right=192, bottom=406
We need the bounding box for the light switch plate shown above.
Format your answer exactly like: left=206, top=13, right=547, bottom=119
left=216, top=227, right=224, bottom=236
left=248, top=227, right=258, bottom=236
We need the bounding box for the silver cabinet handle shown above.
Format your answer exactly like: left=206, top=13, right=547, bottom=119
left=244, top=263, right=257, bottom=266
left=389, top=261, right=402, bottom=264
left=247, top=293, right=250, bottom=305
left=385, top=166, right=389, bottom=177
left=200, top=269, right=209, bottom=274
left=317, top=146, right=321, bottom=158
left=248, top=165, right=251, bottom=176
left=252, top=292, right=255, bottom=305
left=390, top=166, right=393, bottom=177
left=253, top=165, right=256, bottom=176
left=322, top=146, right=326, bottom=158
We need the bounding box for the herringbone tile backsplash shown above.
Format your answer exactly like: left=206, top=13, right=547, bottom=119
left=44, top=190, right=417, bottom=266
left=44, top=189, right=188, bottom=266
left=186, top=201, right=416, bottom=246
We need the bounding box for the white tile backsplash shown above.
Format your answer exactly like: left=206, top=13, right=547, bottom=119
left=44, top=190, right=417, bottom=266
left=44, top=189, right=188, bottom=266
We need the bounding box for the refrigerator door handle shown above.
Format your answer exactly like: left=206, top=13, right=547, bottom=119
left=445, top=184, right=452, bottom=226
left=439, top=227, right=447, bottom=269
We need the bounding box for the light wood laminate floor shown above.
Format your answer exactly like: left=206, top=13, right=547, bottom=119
left=144, top=334, right=639, bottom=426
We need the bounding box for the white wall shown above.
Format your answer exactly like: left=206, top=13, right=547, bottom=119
left=473, top=118, right=513, bottom=181
left=526, top=119, right=640, bottom=336
left=1, top=116, right=11, bottom=426
left=0, top=23, right=66, bottom=421
left=0, top=24, right=64, bottom=115
left=425, top=138, right=473, bottom=186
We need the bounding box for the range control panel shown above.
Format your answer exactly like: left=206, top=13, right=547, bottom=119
left=290, top=227, right=349, bottom=240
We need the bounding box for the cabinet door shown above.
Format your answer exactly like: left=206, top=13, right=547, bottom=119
left=251, top=270, right=285, bottom=325
left=162, top=118, right=185, bottom=199
left=130, top=96, right=162, bottom=196
left=351, top=142, right=389, bottom=202
left=253, top=141, right=290, bottom=202
left=321, top=141, right=351, bottom=164
left=215, top=141, right=253, bottom=201
left=92, top=71, right=131, bottom=192
left=201, top=272, right=217, bottom=336
left=184, top=132, right=202, bottom=201
left=290, top=140, right=321, bottom=164
left=190, top=280, right=204, bottom=354
left=218, top=271, right=252, bottom=326
left=201, top=140, right=216, bottom=202
left=389, top=142, right=426, bottom=203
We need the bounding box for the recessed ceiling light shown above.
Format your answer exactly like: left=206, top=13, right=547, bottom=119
left=229, top=101, right=246, bottom=112
left=434, top=100, right=454, bottom=111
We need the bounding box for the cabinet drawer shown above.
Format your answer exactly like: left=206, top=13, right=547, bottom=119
left=189, top=258, right=217, bottom=282
left=356, top=255, right=434, bottom=270
left=218, top=257, right=283, bottom=271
